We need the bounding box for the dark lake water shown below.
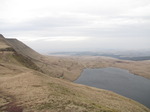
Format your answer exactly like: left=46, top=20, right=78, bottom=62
left=74, top=67, right=150, bottom=108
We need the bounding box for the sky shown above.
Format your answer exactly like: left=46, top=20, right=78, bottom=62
left=0, top=0, right=150, bottom=53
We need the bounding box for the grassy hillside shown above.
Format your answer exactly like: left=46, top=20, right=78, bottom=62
left=0, top=61, right=149, bottom=112
left=3, top=34, right=150, bottom=81
left=0, top=34, right=150, bottom=111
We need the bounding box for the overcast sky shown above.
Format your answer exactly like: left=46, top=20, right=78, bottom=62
left=0, top=0, right=150, bottom=53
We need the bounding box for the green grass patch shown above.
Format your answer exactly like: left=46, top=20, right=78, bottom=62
left=48, top=82, right=76, bottom=96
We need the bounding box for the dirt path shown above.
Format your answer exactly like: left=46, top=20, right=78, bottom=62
left=0, top=91, right=23, bottom=112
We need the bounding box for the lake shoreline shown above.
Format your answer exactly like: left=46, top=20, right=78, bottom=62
left=74, top=67, right=150, bottom=109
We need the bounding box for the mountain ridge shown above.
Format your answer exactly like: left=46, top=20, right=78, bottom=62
left=1, top=34, right=150, bottom=80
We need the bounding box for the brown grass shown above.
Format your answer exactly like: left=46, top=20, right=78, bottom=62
left=0, top=56, right=149, bottom=112
left=33, top=55, right=150, bottom=81
left=0, top=36, right=150, bottom=111
left=4, top=36, right=150, bottom=81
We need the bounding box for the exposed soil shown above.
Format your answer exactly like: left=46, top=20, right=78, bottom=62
left=0, top=91, right=23, bottom=112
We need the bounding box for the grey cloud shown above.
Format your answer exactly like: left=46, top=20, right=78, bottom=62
left=0, top=0, right=150, bottom=52
left=0, top=15, right=90, bottom=36
left=1, top=15, right=150, bottom=39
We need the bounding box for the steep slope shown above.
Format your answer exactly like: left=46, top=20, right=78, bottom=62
left=6, top=38, right=43, bottom=60
left=4, top=36, right=83, bottom=80
left=0, top=34, right=13, bottom=50
left=0, top=34, right=150, bottom=111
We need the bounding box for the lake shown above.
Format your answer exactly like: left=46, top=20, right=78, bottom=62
left=74, top=67, right=150, bottom=108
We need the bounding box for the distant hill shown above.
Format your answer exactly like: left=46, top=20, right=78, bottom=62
left=49, top=51, right=150, bottom=61
left=0, top=34, right=150, bottom=111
